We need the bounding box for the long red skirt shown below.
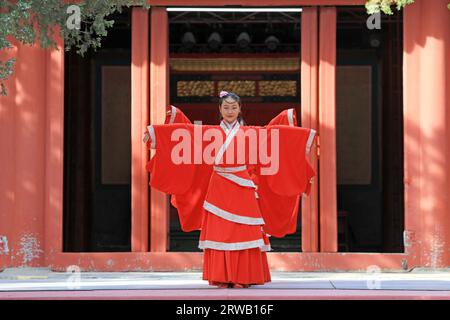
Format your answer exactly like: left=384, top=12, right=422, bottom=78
left=202, top=248, right=271, bottom=285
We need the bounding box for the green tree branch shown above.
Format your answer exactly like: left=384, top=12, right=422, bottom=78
left=0, top=0, right=149, bottom=95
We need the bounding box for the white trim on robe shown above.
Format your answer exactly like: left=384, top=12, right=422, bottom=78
left=287, top=108, right=295, bottom=127
left=203, top=200, right=265, bottom=225
left=220, top=121, right=229, bottom=135
left=260, top=244, right=272, bottom=252
left=213, top=165, right=247, bottom=173
left=147, top=125, right=156, bottom=149
left=168, top=105, right=177, bottom=124
left=219, top=119, right=238, bottom=135
left=215, top=121, right=241, bottom=165
left=216, top=172, right=256, bottom=189
left=306, top=129, right=316, bottom=154
left=198, top=239, right=266, bottom=251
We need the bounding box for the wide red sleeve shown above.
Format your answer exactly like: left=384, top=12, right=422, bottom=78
left=247, top=109, right=306, bottom=237
left=256, top=173, right=301, bottom=237
left=166, top=109, right=214, bottom=232
left=170, top=163, right=213, bottom=232
left=253, top=126, right=316, bottom=237
left=267, top=108, right=315, bottom=194
left=165, top=105, right=192, bottom=124
left=264, top=126, right=317, bottom=196
left=145, top=106, right=193, bottom=190
left=267, top=108, right=297, bottom=126
left=146, top=122, right=215, bottom=232
left=146, top=123, right=196, bottom=195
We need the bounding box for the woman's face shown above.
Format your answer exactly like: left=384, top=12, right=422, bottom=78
left=219, top=97, right=240, bottom=123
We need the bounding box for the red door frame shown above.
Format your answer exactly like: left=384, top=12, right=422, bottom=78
left=45, top=1, right=415, bottom=272
left=131, top=8, right=150, bottom=253
left=318, top=7, right=338, bottom=252
left=149, top=7, right=170, bottom=253
left=300, top=7, right=319, bottom=253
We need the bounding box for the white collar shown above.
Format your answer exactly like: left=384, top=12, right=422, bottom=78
left=215, top=120, right=241, bottom=165
left=221, top=119, right=238, bottom=129
left=220, top=119, right=240, bottom=136
left=226, top=119, right=238, bottom=129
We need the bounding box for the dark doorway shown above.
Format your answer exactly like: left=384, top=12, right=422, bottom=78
left=335, top=7, right=404, bottom=252
left=63, top=8, right=132, bottom=252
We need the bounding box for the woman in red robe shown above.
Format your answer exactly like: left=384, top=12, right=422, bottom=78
left=144, top=91, right=316, bottom=289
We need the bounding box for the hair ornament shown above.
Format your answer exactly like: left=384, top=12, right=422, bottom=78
left=219, top=90, right=229, bottom=98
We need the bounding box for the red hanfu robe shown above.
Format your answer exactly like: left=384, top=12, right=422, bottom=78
left=145, top=107, right=316, bottom=286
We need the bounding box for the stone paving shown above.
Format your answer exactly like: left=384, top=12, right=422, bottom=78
left=1, top=268, right=449, bottom=299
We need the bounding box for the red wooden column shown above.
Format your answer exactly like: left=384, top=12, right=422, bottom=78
left=16, top=42, right=47, bottom=267
left=301, top=7, right=319, bottom=252
left=44, top=30, right=65, bottom=262
left=403, top=0, right=450, bottom=267
left=149, top=7, right=170, bottom=252
left=318, top=7, right=338, bottom=252
left=131, top=7, right=150, bottom=252
left=0, top=39, right=18, bottom=268
left=1, top=41, right=48, bottom=267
